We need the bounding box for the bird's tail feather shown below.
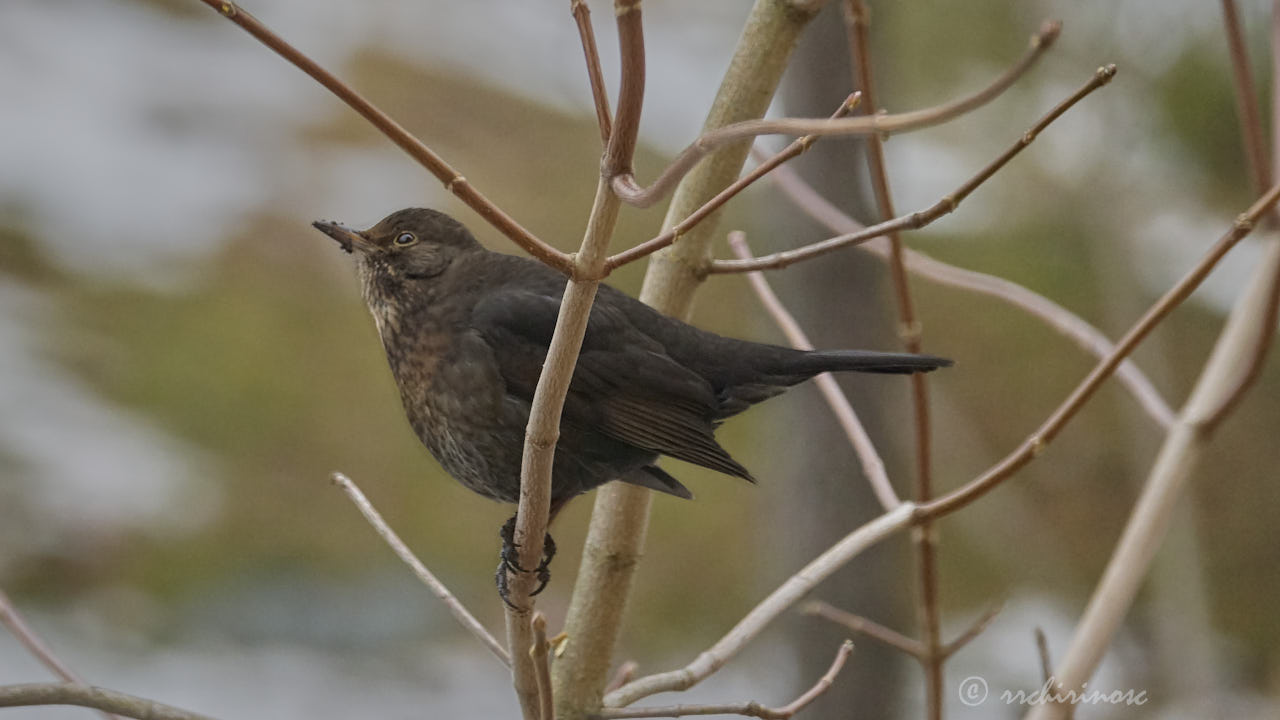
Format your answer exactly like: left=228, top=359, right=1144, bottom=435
left=800, top=349, right=952, bottom=375
left=620, top=465, right=698, bottom=499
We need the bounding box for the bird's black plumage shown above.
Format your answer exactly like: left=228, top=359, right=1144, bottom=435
left=314, top=207, right=950, bottom=514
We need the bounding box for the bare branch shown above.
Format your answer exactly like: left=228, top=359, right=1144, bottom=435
left=920, top=180, right=1280, bottom=522
left=605, top=662, right=640, bottom=694
left=604, top=503, right=915, bottom=708
left=1221, top=0, right=1272, bottom=192
left=601, top=0, right=646, bottom=179
left=709, top=64, right=1119, bottom=274
left=611, top=19, right=1062, bottom=209
left=940, top=601, right=1005, bottom=659
left=522, top=4, right=647, bottom=717
left=595, top=641, right=854, bottom=719
left=1029, top=11, right=1280, bottom=705
left=0, top=683, right=215, bottom=720
left=801, top=601, right=923, bottom=658
left=606, top=94, right=862, bottom=272
left=760, top=159, right=1176, bottom=428
left=508, top=176, right=620, bottom=718
left=331, top=473, right=510, bottom=666
left=532, top=613, right=555, bottom=720
left=728, top=231, right=900, bottom=511
left=0, top=590, right=86, bottom=685
left=770, top=640, right=854, bottom=718
left=193, top=0, right=571, bottom=274
left=1026, top=237, right=1280, bottom=720
left=0, top=590, right=119, bottom=720
left=555, top=1, right=830, bottom=714
left=1199, top=0, right=1280, bottom=429
left=572, top=0, right=613, bottom=145
left=840, top=3, right=941, bottom=715
left=1034, top=628, right=1054, bottom=686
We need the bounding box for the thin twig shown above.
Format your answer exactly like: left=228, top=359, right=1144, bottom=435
left=527, top=4, right=647, bottom=718
left=572, top=0, right=613, bottom=145
left=1026, top=243, right=1280, bottom=720
left=606, top=94, right=862, bottom=271
left=841, top=3, right=942, bottom=717
left=1034, top=628, right=1053, bottom=686
left=0, top=590, right=119, bottom=720
left=709, top=64, right=1118, bottom=274
left=0, top=683, right=216, bottom=720
left=604, top=503, right=915, bottom=708
left=728, top=231, right=900, bottom=511
left=1200, top=0, right=1280, bottom=429
left=601, top=0, right=646, bottom=180
left=1221, top=0, right=1272, bottom=193
left=920, top=179, right=1280, bottom=522
left=611, top=19, right=1061, bottom=209
left=760, top=158, right=1177, bottom=428
left=0, top=590, right=88, bottom=684
left=939, top=601, right=1005, bottom=659
left=193, top=0, right=571, bottom=274
left=1028, top=14, right=1280, bottom=718
left=604, top=662, right=640, bottom=694
left=532, top=613, right=555, bottom=720
left=595, top=641, right=854, bottom=719
left=558, top=1, right=832, bottom=713
left=801, top=601, right=923, bottom=658
left=330, top=472, right=510, bottom=667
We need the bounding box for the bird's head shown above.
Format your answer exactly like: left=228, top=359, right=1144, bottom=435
left=312, top=208, right=481, bottom=286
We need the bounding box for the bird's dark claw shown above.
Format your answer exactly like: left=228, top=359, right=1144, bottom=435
left=496, top=515, right=557, bottom=606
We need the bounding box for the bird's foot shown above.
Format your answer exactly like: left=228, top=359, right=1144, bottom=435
left=496, top=515, right=557, bottom=607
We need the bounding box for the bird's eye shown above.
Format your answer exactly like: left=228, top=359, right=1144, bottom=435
left=394, top=231, right=417, bottom=246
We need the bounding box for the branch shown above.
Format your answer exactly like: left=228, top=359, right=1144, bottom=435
left=921, top=179, right=1280, bottom=522
left=601, top=0, right=645, bottom=179
left=605, top=662, right=640, bottom=694
left=525, top=3, right=647, bottom=718
left=595, top=641, right=853, bottom=719
left=0, top=683, right=215, bottom=720
left=1027, top=12, right=1280, bottom=717
left=555, top=1, right=828, bottom=716
left=610, top=19, right=1062, bottom=209
left=939, top=601, right=1005, bottom=659
left=801, top=601, right=923, bottom=658
left=1199, top=0, right=1280, bottom=428
left=728, top=232, right=900, bottom=511
left=760, top=159, right=1176, bottom=428
left=193, top=0, right=571, bottom=275
left=0, top=589, right=86, bottom=685
left=840, top=3, right=941, bottom=716
left=532, top=613, right=555, bottom=720
left=1221, top=0, right=1272, bottom=193
left=0, top=590, right=120, bottom=720
left=572, top=0, right=613, bottom=145
left=709, top=64, right=1119, bottom=274
left=1025, top=243, right=1280, bottom=720
left=1034, top=628, right=1054, bottom=686
left=604, top=503, right=915, bottom=708
left=330, top=473, right=510, bottom=667
left=606, top=94, right=862, bottom=272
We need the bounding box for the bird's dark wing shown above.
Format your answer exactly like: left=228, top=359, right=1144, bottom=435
left=471, top=289, right=753, bottom=481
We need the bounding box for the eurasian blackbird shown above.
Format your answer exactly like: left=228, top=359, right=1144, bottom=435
left=314, top=208, right=950, bottom=599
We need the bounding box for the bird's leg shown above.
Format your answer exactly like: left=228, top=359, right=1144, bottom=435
left=495, top=500, right=570, bottom=606
left=496, top=517, right=555, bottom=606
left=495, top=524, right=555, bottom=606
left=498, top=515, right=528, bottom=574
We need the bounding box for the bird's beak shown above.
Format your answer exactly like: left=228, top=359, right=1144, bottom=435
left=312, top=220, right=371, bottom=254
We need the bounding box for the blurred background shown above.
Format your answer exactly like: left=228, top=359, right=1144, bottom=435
left=1, top=0, right=1277, bottom=717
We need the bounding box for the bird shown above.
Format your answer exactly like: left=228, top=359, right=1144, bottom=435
left=313, top=208, right=950, bottom=602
